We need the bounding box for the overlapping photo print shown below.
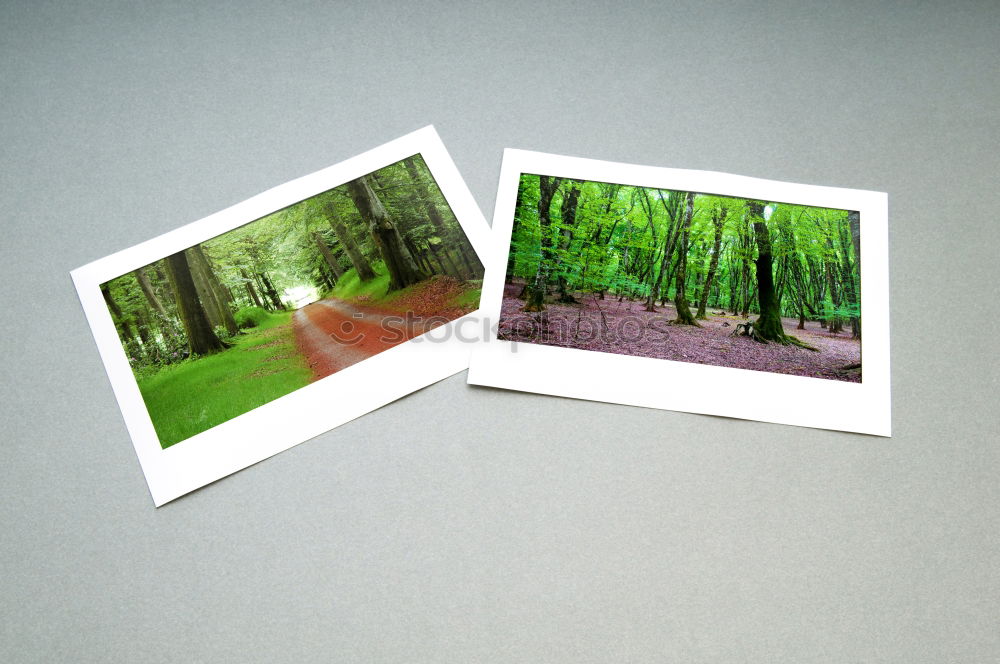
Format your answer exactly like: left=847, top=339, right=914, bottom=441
left=469, top=150, right=890, bottom=435
left=73, top=127, right=490, bottom=505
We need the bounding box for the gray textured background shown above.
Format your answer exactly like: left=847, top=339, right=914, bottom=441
left=3, top=2, right=998, bottom=662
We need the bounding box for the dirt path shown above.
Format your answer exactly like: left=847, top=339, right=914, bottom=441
left=292, top=297, right=438, bottom=381
left=497, top=283, right=862, bottom=383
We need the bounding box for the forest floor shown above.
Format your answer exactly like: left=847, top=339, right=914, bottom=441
left=497, top=281, right=861, bottom=383
left=294, top=275, right=480, bottom=381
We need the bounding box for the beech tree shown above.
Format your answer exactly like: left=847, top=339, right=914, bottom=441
left=345, top=174, right=426, bottom=291
left=323, top=198, right=376, bottom=281
left=673, top=191, right=697, bottom=325
left=523, top=175, right=562, bottom=311
left=748, top=202, right=791, bottom=343
left=696, top=203, right=727, bottom=319
left=164, top=251, right=228, bottom=356
left=312, top=231, right=344, bottom=282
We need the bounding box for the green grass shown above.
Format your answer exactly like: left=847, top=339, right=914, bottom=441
left=329, top=266, right=481, bottom=313
left=137, top=311, right=311, bottom=448
left=328, top=266, right=390, bottom=301
left=447, top=287, right=481, bottom=310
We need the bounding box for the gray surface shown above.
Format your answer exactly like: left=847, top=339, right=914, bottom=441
left=2, top=1, right=998, bottom=662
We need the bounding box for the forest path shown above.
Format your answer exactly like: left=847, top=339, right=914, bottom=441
left=292, top=297, right=434, bottom=381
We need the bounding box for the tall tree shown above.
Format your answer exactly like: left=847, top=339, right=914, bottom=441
left=312, top=231, right=344, bottom=282
left=696, top=204, right=728, bottom=319
left=240, top=267, right=265, bottom=309
left=346, top=175, right=426, bottom=291
left=133, top=265, right=181, bottom=340
left=823, top=224, right=844, bottom=334
left=748, top=203, right=812, bottom=348
left=186, top=248, right=224, bottom=329
left=163, top=251, right=228, bottom=356
left=259, top=271, right=284, bottom=310
left=846, top=210, right=861, bottom=338
left=403, top=156, right=449, bottom=238
left=188, top=245, right=238, bottom=336
left=133, top=267, right=168, bottom=320
left=556, top=179, right=582, bottom=302
left=323, top=199, right=377, bottom=281
left=748, top=201, right=782, bottom=340
left=646, top=189, right=683, bottom=311
left=673, top=192, right=698, bottom=325
left=101, top=283, right=138, bottom=344
left=523, top=175, right=562, bottom=311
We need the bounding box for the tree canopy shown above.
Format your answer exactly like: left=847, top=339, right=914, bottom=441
left=101, top=154, right=483, bottom=377
left=507, top=174, right=861, bottom=342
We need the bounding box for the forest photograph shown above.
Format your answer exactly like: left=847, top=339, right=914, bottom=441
left=101, top=154, right=483, bottom=448
left=498, top=174, right=862, bottom=382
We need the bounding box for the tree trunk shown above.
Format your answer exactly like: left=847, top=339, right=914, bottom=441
left=259, top=272, right=284, bottom=310
left=847, top=210, right=861, bottom=339
left=188, top=245, right=239, bottom=336
left=748, top=203, right=812, bottom=348
left=324, top=200, right=377, bottom=281
left=749, top=202, right=784, bottom=341
left=313, top=231, right=344, bottom=282
left=728, top=255, right=739, bottom=314
left=164, top=251, right=228, bottom=355
left=838, top=221, right=859, bottom=338
left=403, top=156, right=450, bottom=238
left=740, top=253, right=751, bottom=318
left=101, top=284, right=139, bottom=344
left=696, top=206, right=727, bottom=318
left=647, top=190, right=683, bottom=310
left=848, top=209, right=861, bottom=270
left=133, top=267, right=168, bottom=319
left=346, top=175, right=426, bottom=292
left=186, top=248, right=224, bottom=331
left=524, top=176, right=562, bottom=311
left=197, top=246, right=238, bottom=312
left=240, top=268, right=265, bottom=309
left=556, top=180, right=582, bottom=302
left=673, top=192, right=698, bottom=325
left=134, top=265, right=181, bottom=340
left=402, top=235, right=433, bottom=275
left=639, top=192, right=661, bottom=312
left=245, top=283, right=260, bottom=308
left=825, top=232, right=843, bottom=334
left=458, top=243, right=482, bottom=279
left=427, top=240, right=461, bottom=279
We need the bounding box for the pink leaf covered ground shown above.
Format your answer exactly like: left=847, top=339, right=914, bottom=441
left=497, top=282, right=861, bottom=383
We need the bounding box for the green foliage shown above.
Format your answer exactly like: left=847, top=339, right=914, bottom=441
left=447, top=287, right=482, bottom=310
left=507, top=174, right=862, bottom=329
left=234, top=306, right=270, bottom=329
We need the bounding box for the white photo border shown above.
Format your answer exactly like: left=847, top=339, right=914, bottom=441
left=72, top=126, right=492, bottom=506
left=468, top=149, right=890, bottom=436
